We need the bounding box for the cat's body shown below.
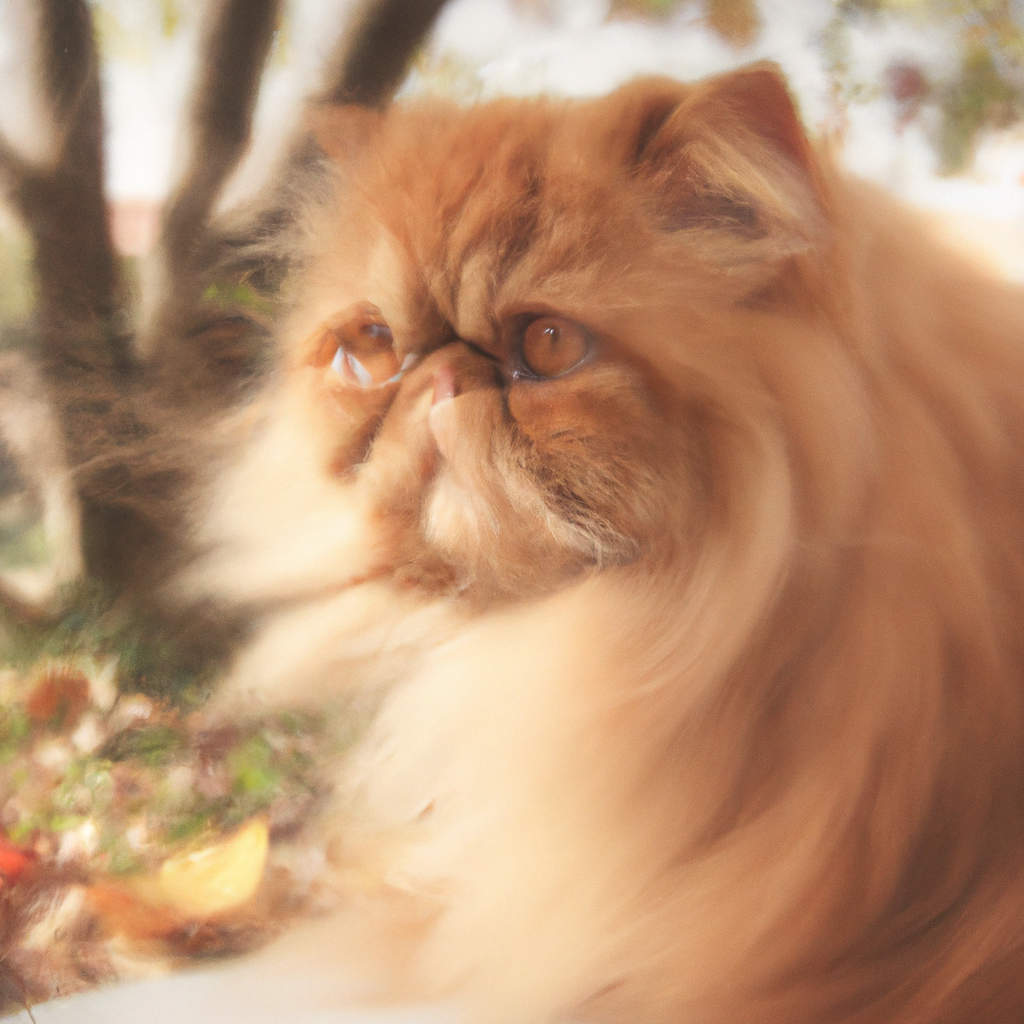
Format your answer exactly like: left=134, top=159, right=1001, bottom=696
left=178, top=66, right=1024, bottom=1023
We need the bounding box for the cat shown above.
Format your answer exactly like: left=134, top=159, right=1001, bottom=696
left=173, top=62, right=1024, bottom=1024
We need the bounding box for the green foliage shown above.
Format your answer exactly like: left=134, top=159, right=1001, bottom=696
left=160, top=0, right=181, bottom=39
left=0, top=222, right=35, bottom=329
left=939, top=39, right=1023, bottom=171
left=201, top=280, right=275, bottom=319
left=0, top=519, right=48, bottom=572
left=227, top=734, right=281, bottom=800
left=610, top=0, right=681, bottom=15
left=90, top=4, right=151, bottom=63
left=828, top=0, right=1024, bottom=173
left=0, top=708, right=30, bottom=764
left=89, top=0, right=186, bottom=63
left=607, top=0, right=1023, bottom=171
left=100, top=723, right=185, bottom=765
left=0, top=581, right=217, bottom=708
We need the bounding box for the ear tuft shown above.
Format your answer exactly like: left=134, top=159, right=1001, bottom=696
left=624, top=80, right=692, bottom=167
left=631, top=63, right=824, bottom=249
left=702, top=63, right=814, bottom=180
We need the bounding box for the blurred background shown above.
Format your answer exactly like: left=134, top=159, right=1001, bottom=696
left=0, top=3, right=1021, bottom=1020
left=0, top=0, right=1022, bottom=321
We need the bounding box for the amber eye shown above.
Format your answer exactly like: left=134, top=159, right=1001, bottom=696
left=312, top=302, right=413, bottom=388
left=520, top=316, right=592, bottom=379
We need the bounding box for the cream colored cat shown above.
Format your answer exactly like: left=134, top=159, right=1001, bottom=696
left=180, top=64, right=1024, bottom=1023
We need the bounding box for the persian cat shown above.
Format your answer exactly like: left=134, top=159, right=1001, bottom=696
left=179, top=63, right=1024, bottom=1023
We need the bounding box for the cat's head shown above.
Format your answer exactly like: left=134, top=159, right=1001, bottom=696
left=197, top=63, right=835, bottom=608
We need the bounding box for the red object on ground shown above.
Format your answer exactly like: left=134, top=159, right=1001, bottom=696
left=25, top=666, right=91, bottom=728
left=0, top=835, right=33, bottom=882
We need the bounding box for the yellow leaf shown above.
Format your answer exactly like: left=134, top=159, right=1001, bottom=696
left=131, top=818, right=269, bottom=918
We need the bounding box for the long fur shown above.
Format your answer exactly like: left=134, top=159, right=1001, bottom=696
left=180, top=64, right=1024, bottom=1023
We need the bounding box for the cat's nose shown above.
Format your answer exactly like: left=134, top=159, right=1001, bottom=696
left=368, top=340, right=500, bottom=449
left=406, top=340, right=503, bottom=408
left=433, top=365, right=457, bottom=405
left=357, top=340, right=501, bottom=479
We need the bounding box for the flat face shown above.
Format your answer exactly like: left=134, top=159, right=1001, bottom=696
left=278, top=87, right=773, bottom=602
left=193, top=68, right=829, bottom=635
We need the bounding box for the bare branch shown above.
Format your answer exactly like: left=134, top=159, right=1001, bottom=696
left=9, top=0, right=139, bottom=592
left=163, top=0, right=282, bottom=269
left=27, top=0, right=118, bottom=345
left=325, top=0, right=449, bottom=108
left=142, top=0, right=281, bottom=353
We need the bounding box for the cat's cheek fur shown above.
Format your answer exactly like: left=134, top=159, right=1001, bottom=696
left=424, top=395, right=503, bottom=554
left=206, top=581, right=463, bottom=713
left=176, top=385, right=399, bottom=607
left=424, top=393, right=581, bottom=594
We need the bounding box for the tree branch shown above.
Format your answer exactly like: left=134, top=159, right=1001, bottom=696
left=142, top=0, right=281, bottom=353
left=325, top=0, right=449, bottom=108
left=28, top=0, right=119, bottom=348
left=13, top=0, right=139, bottom=592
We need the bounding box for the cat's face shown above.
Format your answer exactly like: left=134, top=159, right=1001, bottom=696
left=204, top=65, right=826, bottom=609
left=285, top=193, right=691, bottom=599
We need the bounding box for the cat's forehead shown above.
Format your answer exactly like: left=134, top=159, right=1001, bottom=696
left=340, top=92, right=665, bottom=343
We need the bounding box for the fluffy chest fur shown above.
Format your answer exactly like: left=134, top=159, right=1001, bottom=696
left=184, top=64, right=1024, bottom=1024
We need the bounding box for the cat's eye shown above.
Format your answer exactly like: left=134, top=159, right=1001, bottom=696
left=313, top=303, right=413, bottom=387
left=519, top=316, right=593, bottom=379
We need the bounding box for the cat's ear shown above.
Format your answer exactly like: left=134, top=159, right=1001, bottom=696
left=305, top=103, right=384, bottom=163
left=628, top=63, right=824, bottom=251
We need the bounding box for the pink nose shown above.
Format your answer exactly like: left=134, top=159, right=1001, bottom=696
left=433, top=365, right=457, bottom=405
